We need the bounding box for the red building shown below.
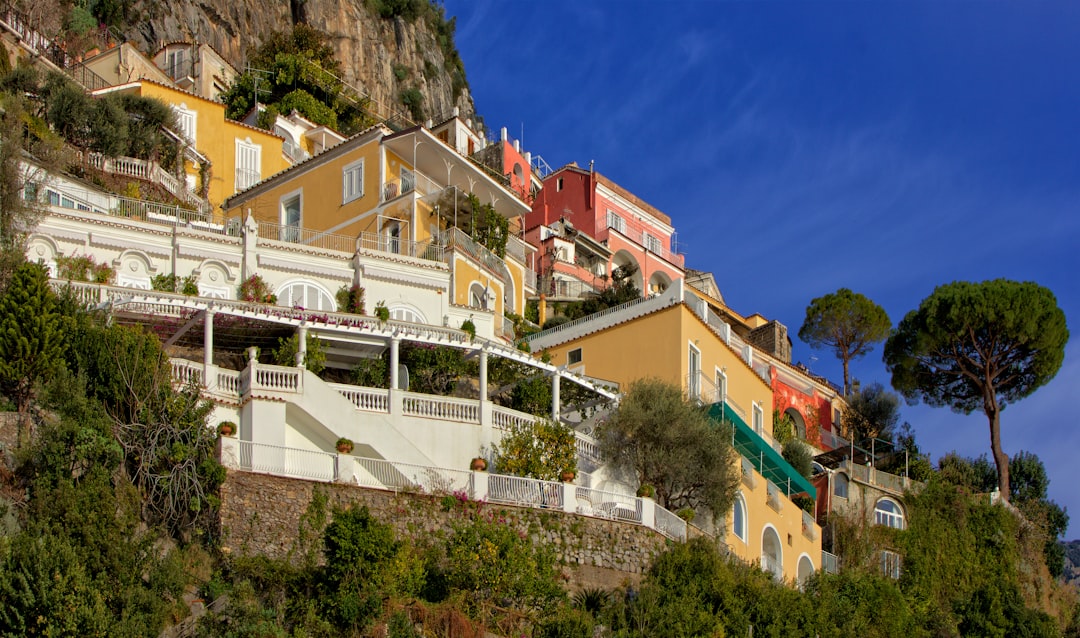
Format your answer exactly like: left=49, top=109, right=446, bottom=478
left=526, top=164, right=685, bottom=300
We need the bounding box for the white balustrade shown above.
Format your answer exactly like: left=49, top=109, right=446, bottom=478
left=252, top=365, right=302, bottom=393
left=353, top=456, right=471, bottom=494
left=329, top=384, right=390, bottom=413
left=171, top=359, right=202, bottom=386
left=401, top=391, right=479, bottom=423
left=575, top=432, right=603, bottom=464
left=491, top=405, right=538, bottom=431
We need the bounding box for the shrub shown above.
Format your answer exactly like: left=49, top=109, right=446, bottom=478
left=272, top=333, right=327, bottom=374
left=238, top=274, right=276, bottom=303
left=492, top=418, right=576, bottom=482
left=335, top=284, right=366, bottom=315
left=55, top=254, right=114, bottom=283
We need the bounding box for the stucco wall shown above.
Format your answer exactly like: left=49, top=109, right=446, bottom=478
left=219, top=470, right=682, bottom=590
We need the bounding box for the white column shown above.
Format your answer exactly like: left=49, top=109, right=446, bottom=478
left=296, top=322, right=308, bottom=368
left=478, top=349, right=488, bottom=399
left=203, top=306, right=215, bottom=387
left=389, top=337, right=401, bottom=417
left=551, top=372, right=561, bottom=421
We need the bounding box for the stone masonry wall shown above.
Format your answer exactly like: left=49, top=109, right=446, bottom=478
left=220, top=471, right=678, bottom=590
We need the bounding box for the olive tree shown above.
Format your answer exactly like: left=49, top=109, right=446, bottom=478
left=597, top=378, right=739, bottom=519
left=884, top=279, right=1068, bottom=502
left=798, top=288, right=891, bottom=395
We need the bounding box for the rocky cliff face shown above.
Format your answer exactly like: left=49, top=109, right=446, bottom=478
left=129, top=0, right=475, bottom=126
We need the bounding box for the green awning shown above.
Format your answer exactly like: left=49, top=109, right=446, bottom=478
left=707, top=403, right=817, bottom=499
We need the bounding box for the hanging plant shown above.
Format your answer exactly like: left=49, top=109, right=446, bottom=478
left=374, top=301, right=390, bottom=322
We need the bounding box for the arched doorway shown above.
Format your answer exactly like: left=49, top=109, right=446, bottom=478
left=797, top=554, right=815, bottom=590
left=784, top=407, right=807, bottom=440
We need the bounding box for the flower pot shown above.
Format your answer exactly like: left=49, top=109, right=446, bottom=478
left=217, top=421, right=236, bottom=437
left=470, top=457, right=487, bottom=471
left=560, top=471, right=576, bottom=483
left=336, top=438, right=354, bottom=454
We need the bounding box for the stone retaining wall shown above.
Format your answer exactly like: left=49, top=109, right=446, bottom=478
left=220, top=470, right=681, bottom=590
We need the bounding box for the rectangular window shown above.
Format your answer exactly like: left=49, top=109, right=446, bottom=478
left=280, top=190, right=302, bottom=243
left=568, top=348, right=582, bottom=365
left=688, top=343, right=701, bottom=400
left=174, top=107, right=196, bottom=144
left=235, top=139, right=262, bottom=192
left=753, top=402, right=764, bottom=436
left=606, top=210, right=625, bottom=234
left=644, top=233, right=662, bottom=254
left=556, top=177, right=564, bottom=191
left=881, top=551, right=902, bottom=580
left=342, top=159, right=364, bottom=203
left=715, top=368, right=727, bottom=404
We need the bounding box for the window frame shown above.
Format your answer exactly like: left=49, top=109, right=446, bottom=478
left=874, top=498, right=905, bottom=529
left=342, top=159, right=364, bottom=204
left=279, top=188, right=302, bottom=243
left=607, top=210, right=625, bottom=234
left=752, top=401, right=764, bottom=436
left=732, top=492, right=747, bottom=542
left=833, top=473, right=849, bottom=499
left=567, top=348, right=583, bottom=366
left=235, top=138, right=262, bottom=192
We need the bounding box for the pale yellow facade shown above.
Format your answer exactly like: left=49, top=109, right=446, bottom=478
left=222, top=126, right=532, bottom=321
left=543, top=304, right=775, bottom=438
left=538, top=302, right=822, bottom=584
left=95, top=81, right=288, bottom=213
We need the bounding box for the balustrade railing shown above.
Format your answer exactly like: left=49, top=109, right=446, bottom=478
left=171, top=359, right=202, bottom=386
left=575, top=433, right=603, bottom=464
left=401, top=391, right=480, bottom=423
left=821, top=550, right=840, bottom=574
left=329, top=384, right=390, bottom=413
left=356, top=231, right=445, bottom=263
left=437, top=227, right=510, bottom=284
left=492, top=405, right=538, bottom=431
left=257, top=220, right=357, bottom=253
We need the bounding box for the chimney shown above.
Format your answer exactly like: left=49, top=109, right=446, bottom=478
left=452, top=107, right=460, bottom=118
left=501, top=127, right=508, bottom=141
left=524, top=151, right=532, bottom=165
left=513, top=140, right=520, bottom=152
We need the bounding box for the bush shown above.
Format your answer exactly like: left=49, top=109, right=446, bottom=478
left=335, top=284, right=365, bottom=315
left=55, top=254, right=114, bottom=283
left=238, top=274, right=276, bottom=303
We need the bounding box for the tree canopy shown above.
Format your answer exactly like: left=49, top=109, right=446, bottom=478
left=597, top=378, right=739, bottom=519
left=798, top=288, right=891, bottom=395
left=883, top=279, right=1068, bottom=502
left=841, top=381, right=902, bottom=442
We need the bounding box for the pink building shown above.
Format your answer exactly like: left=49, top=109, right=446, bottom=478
left=526, top=164, right=684, bottom=300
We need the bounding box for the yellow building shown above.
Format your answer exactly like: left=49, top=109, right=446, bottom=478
left=222, top=123, right=535, bottom=325
left=92, top=80, right=289, bottom=213
left=527, top=280, right=822, bottom=585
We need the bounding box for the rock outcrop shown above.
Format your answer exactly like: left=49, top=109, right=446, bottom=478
left=129, top=0, right=475, bottom=126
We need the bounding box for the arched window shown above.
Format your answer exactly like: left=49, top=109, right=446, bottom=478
left=276, top=280, right=335, bottom=311
left=762, top=526, right=783, bottom=581
left=469, top=282, right=490, bottom=310
left=732, top=493, right=747, bottom=542
left=389, top=306, right=425, bottom=324
left=874, top=498, right=905, bottom=529
left=833, top=473, right=849, bottom=499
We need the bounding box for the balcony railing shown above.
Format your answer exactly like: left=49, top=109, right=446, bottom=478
left=83, top=152, right=208, bottom=212
left=838, top=459, right=913, bottom=495
left=356, top=231, right=445, bottom=263
left=821, top=550, right=840, bottom=575
left=437, top=227, right=510, bottom=284
left=235, top=168, right=261, bottom=192
left=257, top=221, right=357, bottom=254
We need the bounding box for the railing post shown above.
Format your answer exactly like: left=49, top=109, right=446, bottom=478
left=296, top=322, right=308, bottom=368
left=471, top=469, right=490, bottom=502
left=218, top=435, right=240, bottom=469
left=335, top=453, right=355, bottom=484
left=562, top=482, right=576, bottom=514
left=640, top=496, right=656, bottom=530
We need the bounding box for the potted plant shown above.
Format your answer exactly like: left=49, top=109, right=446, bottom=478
left=470, top=457, right=487, bottom=471
left=677, top=507, right=696, bottom=523
left=335, top=437, right=354, bottom=454
left=461, top=318, right=476, bottom=341
left=374, top=301, right=390, bottom=323
left=217, top=421, right=236, bottom=437
left=636, top=484, right=655, bottom=499
left=560, top=468, right=577, bottom=483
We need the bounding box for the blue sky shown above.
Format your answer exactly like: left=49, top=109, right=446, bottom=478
left=445, top=1, right=1080, bottom=537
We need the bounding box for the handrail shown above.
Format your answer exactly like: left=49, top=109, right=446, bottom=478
left=526, top=283, right=682, bottom=345
left=437, top=227, right=511, bottom=284
left=257, top=220, right=357, bottom=254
